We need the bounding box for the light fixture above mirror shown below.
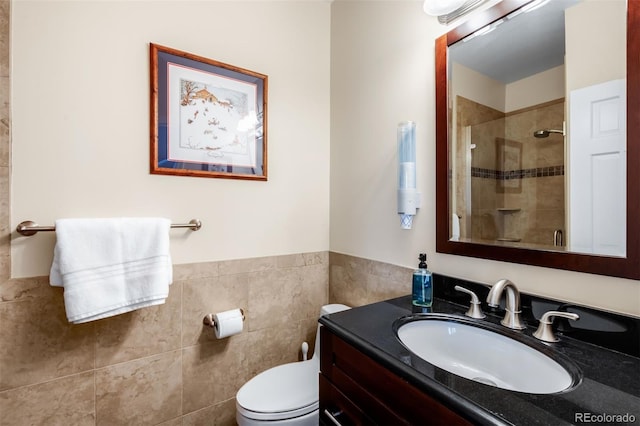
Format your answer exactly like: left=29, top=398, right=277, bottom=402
left=423, top=0, right=466, bottom=16
left=423, top=0, right=489, bottom=24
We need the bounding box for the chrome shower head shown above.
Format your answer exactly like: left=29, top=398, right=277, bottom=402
left=533, top=129, right=564, bottom=138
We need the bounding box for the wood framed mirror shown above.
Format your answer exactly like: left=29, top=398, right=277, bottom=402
left=435, top=0, right=639, bottom=279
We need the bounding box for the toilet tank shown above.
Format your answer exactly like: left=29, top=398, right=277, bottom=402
left=312, top=304, right=351, bottom=360
left=321, top=304, right=351, bottom=316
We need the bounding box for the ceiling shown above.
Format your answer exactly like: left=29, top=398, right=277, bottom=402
left=449, top=0, right=581, bottom=84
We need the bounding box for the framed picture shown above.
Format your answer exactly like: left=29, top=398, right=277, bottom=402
left=150, top=43, right=268, bottom=180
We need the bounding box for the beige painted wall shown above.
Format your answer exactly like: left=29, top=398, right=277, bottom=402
left=10, top=1, right=639, bottom=314
left=330, top=1, right=639, bottom=317
left=452, top=62, right=506, bottom=112
left=505, top=65, right=564, bottom=112
left=11, top=0, right=331, bottom=278
left=452, top=63, right=565, bottom=114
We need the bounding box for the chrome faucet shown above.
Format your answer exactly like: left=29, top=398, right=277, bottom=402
left=486, top=279, right=526, bottom=330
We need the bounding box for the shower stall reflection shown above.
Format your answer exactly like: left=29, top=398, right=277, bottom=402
left=454, top=96, right=566, bottom=248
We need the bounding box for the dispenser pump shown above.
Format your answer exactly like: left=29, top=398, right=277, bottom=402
left=418, top=253, right=427, bottom=269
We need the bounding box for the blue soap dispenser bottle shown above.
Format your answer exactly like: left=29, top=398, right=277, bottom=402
left=412, top=253, right=433, bottom=307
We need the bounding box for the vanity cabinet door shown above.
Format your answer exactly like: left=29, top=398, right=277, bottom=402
left=319, top=327, right=472, bottom=426
left=319, top=374, right=374, bottom=425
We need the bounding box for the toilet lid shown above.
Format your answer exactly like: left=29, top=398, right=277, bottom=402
left=236, top=359, right=319, bottom=419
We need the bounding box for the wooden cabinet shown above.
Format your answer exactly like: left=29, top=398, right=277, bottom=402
left=319, top=327, right=472, bottom=426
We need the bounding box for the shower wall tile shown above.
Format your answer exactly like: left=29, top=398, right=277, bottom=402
left=472, top=177, right=499, bottom=211
left=537, top=175, right=565, bottom=209
left=464, top=98, right=565, bottom=247
left=536, top=101, right=565, bottom=129
left=0, top=372, right=95, bottom=426
left=456, top=95, right=503, bottom=127
left=96, top=350, right=182, bottom=425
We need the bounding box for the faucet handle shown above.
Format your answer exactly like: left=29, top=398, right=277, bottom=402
left=454, top=285, right=486, bottom=319
left=533, top=311, right=579, bottom=343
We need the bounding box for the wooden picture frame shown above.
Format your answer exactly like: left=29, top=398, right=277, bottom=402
left=150, top=43, right=268, bottom=180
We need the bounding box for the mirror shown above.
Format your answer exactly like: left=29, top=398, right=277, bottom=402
left=435, top=0, right=640, bottom=279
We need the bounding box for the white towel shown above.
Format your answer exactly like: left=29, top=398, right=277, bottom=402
left=50, top=217, right=173, bottom=323
left=451, top=213, right=460, bottom=241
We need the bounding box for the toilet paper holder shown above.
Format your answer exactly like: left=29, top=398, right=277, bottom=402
left=202, top=309, right=245, bottom=328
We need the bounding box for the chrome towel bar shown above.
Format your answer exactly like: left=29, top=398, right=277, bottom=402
left=15, top=219, right=202, bottom=237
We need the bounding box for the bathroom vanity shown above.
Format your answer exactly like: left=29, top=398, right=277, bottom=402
left=319, top=324, right=474, bottom=425
left=319, top=276, right=640, bottom=425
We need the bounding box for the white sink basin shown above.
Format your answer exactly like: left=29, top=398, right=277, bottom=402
left=396, top=316, right=580, bottom=394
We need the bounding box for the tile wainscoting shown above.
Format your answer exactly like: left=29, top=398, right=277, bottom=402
left=0, top=252, right=328, bottom=425
left=0, top=251, right=415, bottom=425
left=329, top=252, right=413, bottom=307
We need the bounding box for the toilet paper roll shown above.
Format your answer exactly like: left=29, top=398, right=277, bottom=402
left=213, top=308, right=244, bottom=339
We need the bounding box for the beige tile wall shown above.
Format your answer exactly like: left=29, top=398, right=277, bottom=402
left=0, top=0, right=9, bottom=282
left=462, top=97, right=565, bottom=246
left=0, top=253, right=328, bottom=425
left=454, top=96, right=504, bottom=238
left=329, top=252, right=412, bottom=307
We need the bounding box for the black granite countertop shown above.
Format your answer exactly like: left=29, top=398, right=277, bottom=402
left=319, top=292, right=640, bottom=426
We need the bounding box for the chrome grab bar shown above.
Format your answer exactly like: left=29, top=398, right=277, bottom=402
left=16, top=219, right=202, bottom=236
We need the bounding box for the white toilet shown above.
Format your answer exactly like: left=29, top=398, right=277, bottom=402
left=236, top=303, right=351, bottom=426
